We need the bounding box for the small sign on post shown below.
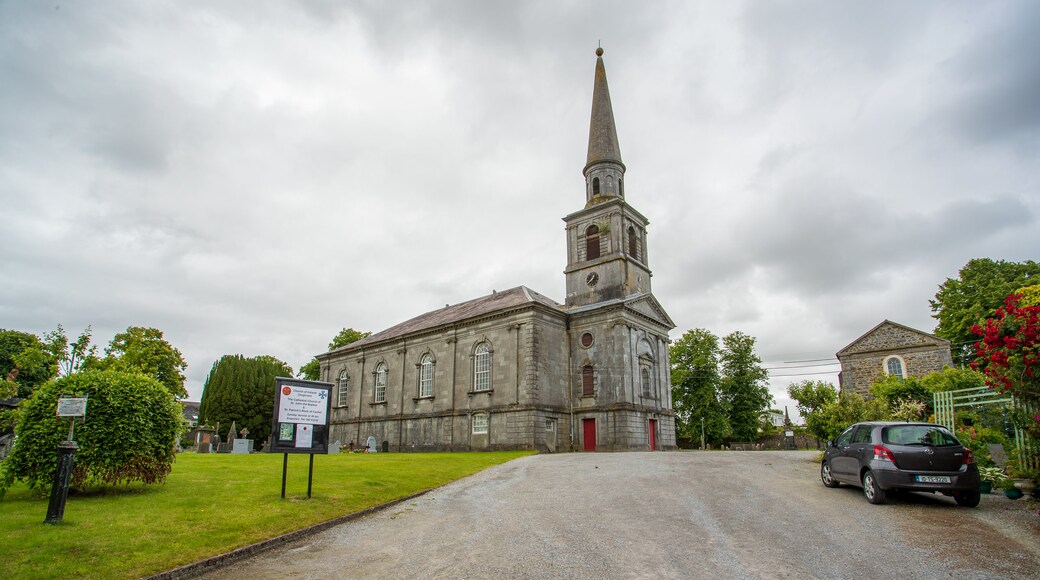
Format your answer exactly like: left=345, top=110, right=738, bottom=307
left=269, top=378, right=332, bottom=499
left=46, top=396, right=87, bottom=524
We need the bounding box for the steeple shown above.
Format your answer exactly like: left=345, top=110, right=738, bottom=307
left=564, top=47, right=652, bottom=308
left=586, top=47, right=623, bottom=169
left=583, top=47, right=626, bottom=205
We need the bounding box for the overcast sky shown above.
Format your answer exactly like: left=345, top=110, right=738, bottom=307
left=2, top=2, right=1038, bottom=418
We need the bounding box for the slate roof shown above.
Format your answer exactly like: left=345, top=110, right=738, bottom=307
left=179, top=400, right=201, bottom=423
left=324, top=286, right=562, bottom=356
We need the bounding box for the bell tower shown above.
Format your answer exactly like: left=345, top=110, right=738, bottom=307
left=564, top=48, right=653, bottom=308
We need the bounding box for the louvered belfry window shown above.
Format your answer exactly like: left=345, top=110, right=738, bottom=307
left=585, top=225, right=600, bottom=260
left=582, top=365, right=594, bottom=396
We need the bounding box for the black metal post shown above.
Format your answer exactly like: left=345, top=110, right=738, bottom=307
left=307, top=453, right=314, bottom=499
left=44, top=441, right=78, bottom=524
left=281, top=453, right=288, bottom=499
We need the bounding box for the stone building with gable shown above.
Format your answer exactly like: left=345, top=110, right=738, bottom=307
left=836, top=320, right=954, bottom=396
left=315, top=49, right=676, bottom=452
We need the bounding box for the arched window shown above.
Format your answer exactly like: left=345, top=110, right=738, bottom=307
left=419, top=353, right=434, bottom=398
left=641, top=366, right=652, bottom=397
left=885, top=356, right=905, bottom=380
left=337, top=369, right=349, bottom=408
left=585, top=225, right=600, bottom=260
left=606, top=175, right=614, bottom=193
left=619, top=178, right=624, bottom=197
left=474, top=343, right=491, bottom=392
left=628, top=226, right=639, bottom=261
left=374, top=363, right=387, bottom=403
left=592, top=177, right=600, bottom=196
left=582, top=365, right=595, bottom=397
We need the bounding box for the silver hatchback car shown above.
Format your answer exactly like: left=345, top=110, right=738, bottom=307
left=821, top=421, right=981, bottom=506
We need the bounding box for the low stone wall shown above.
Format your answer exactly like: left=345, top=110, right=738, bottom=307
left=677, top=433, right=822, bottom=451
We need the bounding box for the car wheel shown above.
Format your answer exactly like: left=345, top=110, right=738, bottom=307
left=862, top=470, right=886, bottom=505
left=954, top=491, right=981, bottom=507
left=821, top=462, right=840, bottom=488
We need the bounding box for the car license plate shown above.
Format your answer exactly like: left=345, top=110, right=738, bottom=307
left=915, top=475, right=951, bottom=484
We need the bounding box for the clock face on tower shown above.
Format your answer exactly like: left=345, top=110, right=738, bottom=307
left=585, top=272, right=599, bottom=287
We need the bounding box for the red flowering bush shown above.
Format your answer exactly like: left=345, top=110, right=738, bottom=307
left=971, top=293, right=1040, bottom=438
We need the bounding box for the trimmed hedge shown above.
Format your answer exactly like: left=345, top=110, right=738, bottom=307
left=1, top=370, right=183, bottom=496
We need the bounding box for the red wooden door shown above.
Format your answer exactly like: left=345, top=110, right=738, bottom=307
left=583, top=418, right=596, bottom=451
left=648, top=419, right=657, bottom=451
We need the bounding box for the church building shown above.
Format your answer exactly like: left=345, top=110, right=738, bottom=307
left=317, top=49, right=676, bottom=452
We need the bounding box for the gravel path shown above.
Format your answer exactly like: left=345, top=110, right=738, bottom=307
left=199, top=451, right=1040, bottom=579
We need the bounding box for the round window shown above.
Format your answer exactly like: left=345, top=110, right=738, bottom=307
left=580, top=332, right=594, bottom=348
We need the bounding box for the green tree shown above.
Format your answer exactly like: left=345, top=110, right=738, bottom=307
left=669, top=329, right=729, bottom=446
left=94, top=327, right=188, bottom=399
left=814, top=391, right=888, bottom=441
left=42, top=325, right=98, bottom=378
left=298, top=327, right=371, bottom=380
left=719, top=331, right=771, bottom=441
left=918, top=366, right=986, bottom=393
left=787, top=380, right=838, bottom=442
left=931, top=258, right=1040, bottom=365
left=0, top=329, right=58, bottom=399
left=869, top=374, right=929, bottom=411
left=0, top=370, right=183, bottom=497
left=1016, top=284, right=1040, bottom=307
left=199, top=354, right=294, bottom=447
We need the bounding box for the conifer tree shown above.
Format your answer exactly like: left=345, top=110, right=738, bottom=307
left=199, top=355, right=293, bottom=446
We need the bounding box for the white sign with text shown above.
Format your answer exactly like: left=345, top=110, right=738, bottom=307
left=277, top=385, right=329, bottom=425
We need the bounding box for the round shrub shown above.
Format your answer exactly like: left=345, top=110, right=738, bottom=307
left=1, top=370, right=183, bottom=495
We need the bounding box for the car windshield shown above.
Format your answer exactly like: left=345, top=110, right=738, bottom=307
left=882, top=425, right=960, bottom=447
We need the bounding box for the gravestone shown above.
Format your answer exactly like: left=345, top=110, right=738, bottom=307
left=232, top=439, right=253, bottom=454
left=328, top=440, right=340, bottom=454
left=382, top=440, right=389, bottom=453
left=196, top=429, right=215, bottom=453
left=366, top=436, right=378, bottom=453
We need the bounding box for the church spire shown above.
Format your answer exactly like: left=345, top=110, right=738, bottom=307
left=583, top=47, right=625, bottom=204
left=586, top=47, right=623, bottom=169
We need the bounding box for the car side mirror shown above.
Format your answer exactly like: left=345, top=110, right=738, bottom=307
left=826, top=440, right=834, bottom=448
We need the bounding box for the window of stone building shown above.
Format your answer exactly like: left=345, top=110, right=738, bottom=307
left=472, top=412, right=489, bottom=434
left=585, top=225, right=601, bottom=260
left=641, top=366, right=653, bottom=397
left=619, top=177, right=624, bottom=198
left=884, top=356, right=905, bottom=380
left=628, top=226, right=640, bottom=261
left=582, top=365, right=595, bottom=396
left=580, top=332, right=594, bottom=348
left=419, top=354, right=434, bottom=398
left=336, top=369, right=349, bottom=407
left=374, top=363, right=387, bottom=403
left=593, top=177, right=601, bottom=196
left=606, top=175, right=614, bottom=193
left=473, top=342, right=491, bottom=392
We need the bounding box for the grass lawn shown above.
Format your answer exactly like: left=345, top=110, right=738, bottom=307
left=0, top=450, right=532, bottom=578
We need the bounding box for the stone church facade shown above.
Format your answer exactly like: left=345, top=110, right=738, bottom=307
left=836, top=320, right=954, bottom=397
left=316, top=49, right=677, bottom=452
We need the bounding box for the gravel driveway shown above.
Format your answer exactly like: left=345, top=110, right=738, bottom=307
left=199, top=451, right=1040, bottom=579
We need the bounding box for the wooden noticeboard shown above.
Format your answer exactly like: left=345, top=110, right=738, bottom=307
left=269, top=377, right=332, bottom=454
